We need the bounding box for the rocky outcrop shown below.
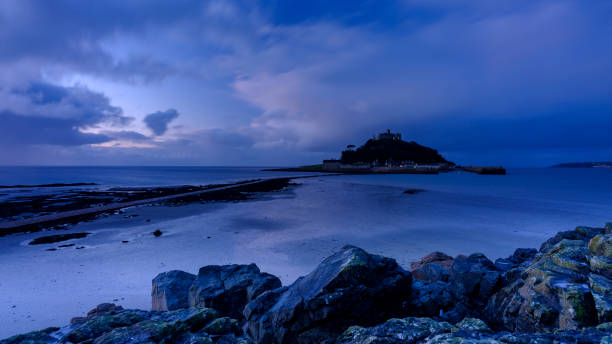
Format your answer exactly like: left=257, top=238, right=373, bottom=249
left=485, top=225, right=611, bottom=332
left=337, top=316, right=612, bottom=344
left=152, top=270, right=196, bottom=311
left=2, top=303, right=249, bottom=344
left=4, top=223, right=612, bottom=344
left=189, top=264, right=281, bottom=319
left=244, top=245, right=412, bottom=344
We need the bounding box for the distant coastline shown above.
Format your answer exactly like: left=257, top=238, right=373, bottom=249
left=551, top=161, right=612, bottom=168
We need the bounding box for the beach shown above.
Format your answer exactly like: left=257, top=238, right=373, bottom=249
left=0, top=167, right=611, bottom=338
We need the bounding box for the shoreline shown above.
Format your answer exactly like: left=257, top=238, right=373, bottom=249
left=0, top=176, right=324, bottom=237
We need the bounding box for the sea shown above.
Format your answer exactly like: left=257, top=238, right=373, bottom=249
left=0, top=166, right=611, bottom=338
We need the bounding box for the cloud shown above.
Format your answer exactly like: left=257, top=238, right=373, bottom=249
left=0, top=81, right=132, bottom=147
left=0, top=1, right=611, bottom=166
left=144, top=109, right=179, bottom=136
left=0, top=110, right=111, bottom=146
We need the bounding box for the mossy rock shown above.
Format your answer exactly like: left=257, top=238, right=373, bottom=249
left=93, top=319, right=176, bottom=344
left=455, top=318, right=491, bottom=332
left=65, top=311, right=147, bottom=342
left=551, top=253, right=590, bottom=274
left=589, top=235, right=612, bottom=258
left=557, top=283, right=598, bottom=329
left=181, top=308, right=218, bottom=332
left=0, top=327, right=59, bottom=344
left=202, top=317, right=241, bottom=336
left=590, top=256, right=612, bottom=279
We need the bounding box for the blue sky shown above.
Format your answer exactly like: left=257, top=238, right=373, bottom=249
left=0, top=0, right=611, bottom=167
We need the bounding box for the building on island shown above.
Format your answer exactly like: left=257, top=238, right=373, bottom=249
left=377, top=129, right=401, bottom=141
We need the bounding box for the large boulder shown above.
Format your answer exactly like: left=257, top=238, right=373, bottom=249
left=485, top=226, right=611, bottom=332
left=408, top=252, right=502, bottom=323
left=152, top=270, right=196, bottom=311
left=449, top=253, right=502, bottom=304
left=244, top=245, right=412, bottom=344
left=189, top=264, right=281, bottom=319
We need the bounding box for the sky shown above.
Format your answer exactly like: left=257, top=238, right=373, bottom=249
left=0, top=0, right=611, bottom=167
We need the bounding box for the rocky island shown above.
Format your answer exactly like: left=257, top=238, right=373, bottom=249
left=5, top=222, right=612, bottom=343
left=268, top=130, right=506, bottom=175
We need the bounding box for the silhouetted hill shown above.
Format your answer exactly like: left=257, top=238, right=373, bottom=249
left=341, top=138, right=452, bottom=165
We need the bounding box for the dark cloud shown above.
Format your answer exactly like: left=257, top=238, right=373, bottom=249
left=0, top=111, right=111, bottom=146
left=0, top=81, right=131, bottom=148
left=9, top=81, right=133, bottom=127
left=144, top=109, right=179, bottom=136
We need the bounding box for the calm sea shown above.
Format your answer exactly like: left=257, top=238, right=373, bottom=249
left=0, top=166, right=610, bottom=205
left=0, top=166, right=314, bottom=187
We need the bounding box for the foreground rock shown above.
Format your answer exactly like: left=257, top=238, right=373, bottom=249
left=486, top=225, right=612, bottom=332
left=151, top=264, right=281, bottom=319
left=0, top=303, right=248, bottom=344
left=409, top=251, right=504, bottom=323
left=244, top=245, right=412, bottom=344
left=3, top=222, right=612, bottom=344
left=189, top=264, right=282, bottom=319
left=337, top=317, right=612, bottom=344
left=152, top=270, right=196, bottom=311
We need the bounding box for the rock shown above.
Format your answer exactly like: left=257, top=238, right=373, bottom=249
left=449, top=253, right=501, bottom=304
left=152, top=270, right=197, bottom=311
left=336, top=317, right=455, bottom=344
left=202, top=317, right=241, bottom=336
left=411, top=252, right=454, bottom=271
left=455, top=318, right=491, bottom=332
left=590, top=274, right=612, bottom=323
left=244, top=245, right=412, bottom=344
left=92, top=319, right=175, bottom=344
left=540, top=226, right=605, bottom=253
left=403, top=189, right=425, bottom=195
left=153, top=307, right=218, bottom=332
left=71, top=303, right=125, bottom=324
left=509, top=248, right=538, bottom=264
left=188, top=264, right=281, bottom=319
left=589, top=235, right=612, bottom=258
left=153, top=229, right=163, bottom=237
left=65, top=310, right=149, bottom=343
left=337, top=317, right=612, bottom=344
left=409, top=280, right=455, bottom=319
left=0, top=327, right=59, bottom=344
left=486, top=231, right=602, bottom=332
left=411, top=252, right=454, bottom=283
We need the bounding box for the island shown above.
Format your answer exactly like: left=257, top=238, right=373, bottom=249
left=268, top=130, right=505, bottom=175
